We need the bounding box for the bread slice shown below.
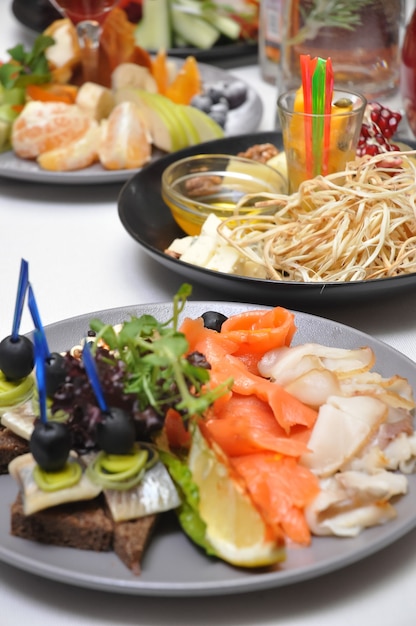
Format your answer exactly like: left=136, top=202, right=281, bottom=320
left=10, top=492, right=159, bottom=573
left=11, top=494, right=113, bottom=551
left=113, top=514, right=157, bottom=575
left=0, top=427, right=29, bottom=475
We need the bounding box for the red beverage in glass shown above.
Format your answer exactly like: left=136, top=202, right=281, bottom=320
left=50, top=0, right=118, bottom=24
left=401, top=9, right=416, bottom=136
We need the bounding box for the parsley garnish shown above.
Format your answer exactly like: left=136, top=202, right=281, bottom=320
left=89, top=284, right=232, bottom=420
left=0, top=34, right=54, bottom=89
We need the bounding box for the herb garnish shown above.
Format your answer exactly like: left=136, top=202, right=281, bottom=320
left=288, top=0, right=375, bottom=45
left=89, top=284, right=232, bottom=421
left=0, top=34, right=54, bottom=89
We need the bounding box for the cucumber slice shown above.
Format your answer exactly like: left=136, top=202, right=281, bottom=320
left=134, top=0, right=172, bottom=50
left=170, top=0, right=240, bottom=41
left=204, top=11, right=241, bottom=41
left=171, top=8, right=220, bottom=49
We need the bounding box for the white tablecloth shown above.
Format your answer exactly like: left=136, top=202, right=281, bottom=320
left=2, top=5, right=416, bottom=625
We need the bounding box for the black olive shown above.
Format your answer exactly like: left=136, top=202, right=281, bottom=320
left=201, top=311, right=228, bottom=332
left=45, top=352, right=67, bottom=397
left=30, top=421, right=71, bottom=472
left=95, top=407, right=136, bottom=454
left=0, top=334, right=34, bottom=380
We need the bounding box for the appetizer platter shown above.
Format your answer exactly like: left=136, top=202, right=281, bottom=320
left=1, top=299, right=416, bottom=596
left=118, top=131, right=416, bottom=308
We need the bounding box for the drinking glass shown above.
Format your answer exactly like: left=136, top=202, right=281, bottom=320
left=48, top=0, right=120, bottom=82
left=401, top=8, right=416, bottom=137
left=279, top=0, right=404, bottom=99
left=277, top=88, right=366, bottom=193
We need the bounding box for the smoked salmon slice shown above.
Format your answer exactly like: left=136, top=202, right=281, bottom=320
left=220, top=307, right=297, bottom=356
left=205, top=394, right=311, bottom=457
left=231, top=453, right=320, bottom=545
left=179, top=307, right=321, bottom=546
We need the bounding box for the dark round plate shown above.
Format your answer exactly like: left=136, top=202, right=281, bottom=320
left=117, top=131, right=416, bottom=310
left=11, top=0, right=258, bottom=65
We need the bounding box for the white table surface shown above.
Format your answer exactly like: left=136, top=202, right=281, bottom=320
left=2, top=5, right=416, bottom=626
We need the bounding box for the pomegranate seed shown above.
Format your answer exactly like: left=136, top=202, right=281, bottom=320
left=356, top=101, right=402, bottom=157
left=364, top=145, right=380, bottom=156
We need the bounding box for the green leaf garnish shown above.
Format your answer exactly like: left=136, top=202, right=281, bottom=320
left=159, top=448, right=216, bottom=555
left=0, top=34, right=54, bottom=89
left=89, top=284, right=232, bottom=421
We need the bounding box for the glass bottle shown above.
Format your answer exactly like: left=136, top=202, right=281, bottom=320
left=401, top=7, right=416, bottom=136
left=279, top=0, right=404, bottom=98
left=259, top=0, right=284, bottom=84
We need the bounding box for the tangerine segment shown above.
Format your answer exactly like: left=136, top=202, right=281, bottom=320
left=37, top=123, right=101, bottom=172
left=152, top=49, right=169, bottom=95
left=12, top=101, right=93, bottom=159
left=98, top=101, right=152, bottom=170
left=26, top=83, right=78, bottom=104
left=165, top=56, right=202, bottom=105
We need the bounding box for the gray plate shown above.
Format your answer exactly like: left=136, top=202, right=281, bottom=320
left=1, top=301, right=416, bottom=596
left=0, top=63, right=262, bottom=185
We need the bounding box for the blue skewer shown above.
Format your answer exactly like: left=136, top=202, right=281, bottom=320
left=33, top=331, right=47, bottom=424
left=11, top=259, right=29, bottom=340
left=82, top=342, right=108, bottom=413
left=27, top=284, right=50, bottom=359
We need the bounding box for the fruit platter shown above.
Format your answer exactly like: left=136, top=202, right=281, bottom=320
left=0, top=8, right=262, bottom=183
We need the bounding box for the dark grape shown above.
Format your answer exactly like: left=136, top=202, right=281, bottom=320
left=30, top=421, right=71, bottom=472
left=201, top=311, right=228, bottom=332
left=190, top=94, right=213, bottom=113
left=209, top=109, right=227, bottom=128
left=211, top=101, right=229, bottom=115
left=223, top=81, right=248, bottom=109
left=0, top=334, right=34, bottom=380
left=191, top=79, right=248, bottom=129
left=206, top=81, right=228, bottom=104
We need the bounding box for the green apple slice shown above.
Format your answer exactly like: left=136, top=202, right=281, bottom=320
left=133, top=90, right=190, bottom=152
left=181, top=105, right=225, bottom=143
left=175, top=104, right=200, bottom=146
left=115, top=88, right=188, bottom=152
left=141, top=92, right=189, bottom=152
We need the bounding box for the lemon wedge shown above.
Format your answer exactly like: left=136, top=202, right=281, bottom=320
left=266, top=151, right=288, bottom=186
left=188, top=425, right=286, bottom=568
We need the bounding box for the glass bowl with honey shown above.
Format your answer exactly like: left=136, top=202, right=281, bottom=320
left=162, top=153, right=287, bottom=236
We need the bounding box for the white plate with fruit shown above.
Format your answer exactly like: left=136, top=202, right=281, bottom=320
left=0, top=17, right=262, bottom=186
left=0, top=62, right=262, bottom=185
